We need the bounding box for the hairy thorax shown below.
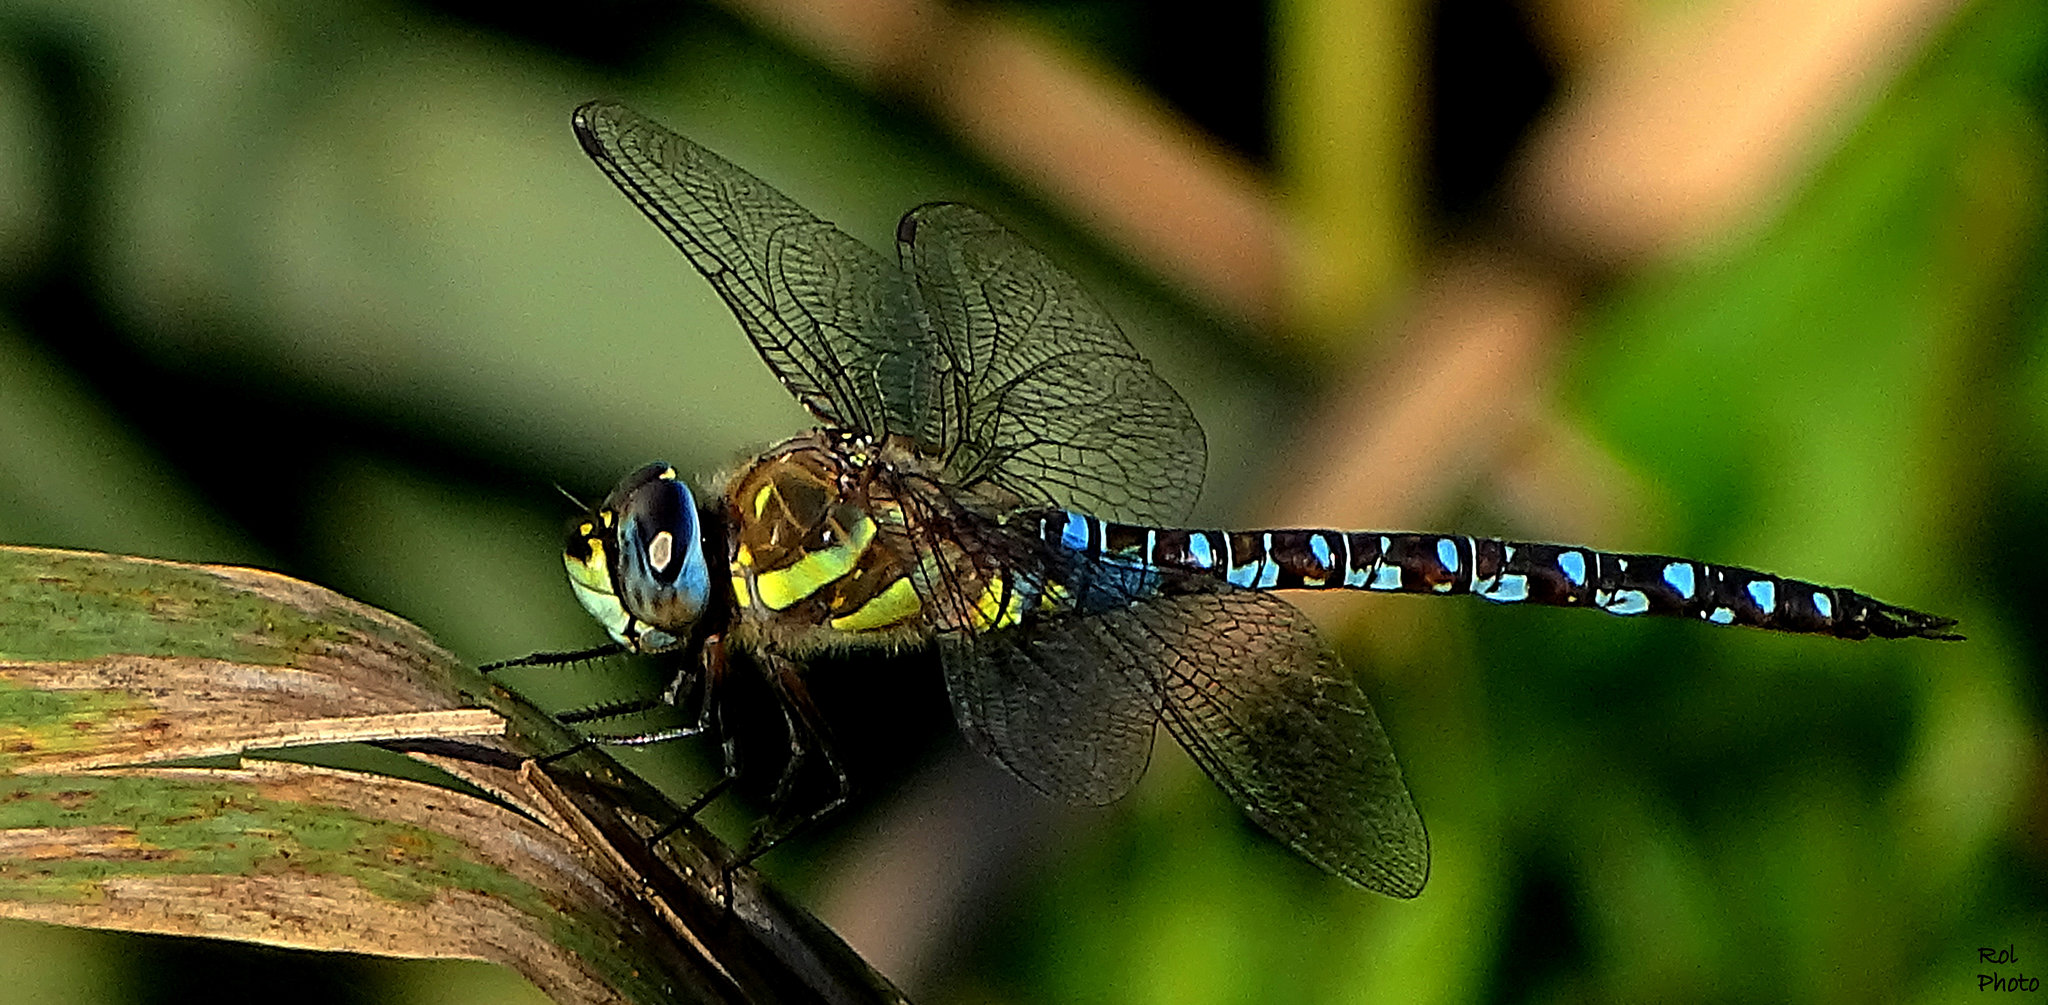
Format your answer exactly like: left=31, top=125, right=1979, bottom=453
left=721, top=431, right=944, bottom=655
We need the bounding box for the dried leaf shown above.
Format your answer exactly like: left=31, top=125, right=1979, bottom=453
left=0, top=546, right=907, bottom=1005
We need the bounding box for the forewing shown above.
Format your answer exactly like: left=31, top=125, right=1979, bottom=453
left=1156, top=591, right=1429, bottom=897
left=897, top=203, right=1207, bottom=525
left=573, top=101, right=924, bottom=436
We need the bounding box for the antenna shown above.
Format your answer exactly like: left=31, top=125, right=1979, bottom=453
left=552, top=483, right=589, bottom=511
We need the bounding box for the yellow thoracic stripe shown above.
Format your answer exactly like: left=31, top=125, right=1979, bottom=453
left=828, top=576, right=921, bottom=632
left=750, top=514, right=878, bottom=611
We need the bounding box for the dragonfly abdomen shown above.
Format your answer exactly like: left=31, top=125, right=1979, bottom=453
left=1040, top=512, right=1958, bottom=641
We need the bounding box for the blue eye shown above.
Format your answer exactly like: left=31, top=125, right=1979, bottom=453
left=564, top=463, right=711, bottom=652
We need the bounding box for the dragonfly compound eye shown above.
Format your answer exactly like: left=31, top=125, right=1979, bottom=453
left=607, top=465, right=711, bottom=652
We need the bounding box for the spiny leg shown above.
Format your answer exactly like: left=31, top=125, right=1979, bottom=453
left=538, top=689, right=669, bottom=766
left=536, top=638, right=734, bottom=824
left=637, top=718, right=740, bottom=847
left=639, top=660, right=749, bottom=862
left=479, top=643, right=624, bottom=674
left=565, top=680, right=704, bottom=743
left=578, top=633, right=721, bottom=745
left=483, top=644, right=631, bottom=765
left=581, top=669, right=710, bottom=744
left=736, top=655, right=851, bottom=867
left=622, top=633, right=742, bottom=837
left=557, top=694, right=669, bottom=725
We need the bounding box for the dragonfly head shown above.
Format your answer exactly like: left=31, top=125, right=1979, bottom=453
left=563, top=462, right=711, bottom=653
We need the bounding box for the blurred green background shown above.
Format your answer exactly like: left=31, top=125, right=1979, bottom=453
left=0, top=0, right=2041, bottom=1003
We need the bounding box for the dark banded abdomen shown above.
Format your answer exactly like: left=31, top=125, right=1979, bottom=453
left=1038, top=512, right=1959, bottom=642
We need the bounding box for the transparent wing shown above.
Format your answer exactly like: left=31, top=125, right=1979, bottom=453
left=576, top=103, right=1207, bottom=521
left=572, top=101, right=926, bottom=437
left=885, top=481, right=1162, bottom=804
left=909, top=497, right=1426, bottom=894
left=1155, top=591, right=1429, bottom=898
left=897, top=203, right=1207, bottom=526
left=937, top=624, right=1164, bottom=806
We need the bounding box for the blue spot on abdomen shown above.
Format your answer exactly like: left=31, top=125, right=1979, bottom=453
left=1479, top=573, right=1529, bottom=603
left=1603, top=589, right=1650, bottom=615
left=1663, top=562, right=1696, bottom=600
left=1557, top=550, right=1587, bottom=587
left=1060, top=512, right=1090, bottom=551
left=1746, top=579, right=1777, bottom=613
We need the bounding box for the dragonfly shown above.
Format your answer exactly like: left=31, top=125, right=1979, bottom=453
left=498, top=100, right=1960, bottom=899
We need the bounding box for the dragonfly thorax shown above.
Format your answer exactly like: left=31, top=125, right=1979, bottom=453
left=723, top=434, right=929, bottom=653
left=564, top=462, right=713, bottom=653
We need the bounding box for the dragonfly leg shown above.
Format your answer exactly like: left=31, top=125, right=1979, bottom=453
left=557, top=694, right=667, bottom=725
left=577, top=696, right=708, bottom=745
left=536, top=737, right=596, bottom=767
left=639, top=643, right=747, bottom=877
left=580, top=632, right=724, bottom=747
left=548, top=692, right=707, bottom=757
left=479, top=643, right=623, bottom=674
left=736, top=656, right=851, bottom=866
left=678, top=774, right=736, bottom=819
left=640, top=774, right=738, bottom=852
left=765, top=704, right=810, bottom=808
left=650, top=634, right=741, bottom=820
left=665, top=634, right=723, bottom=726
